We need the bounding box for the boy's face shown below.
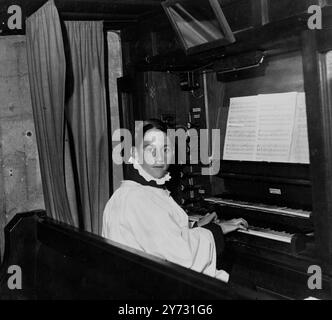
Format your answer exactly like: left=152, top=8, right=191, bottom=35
left=136, top=128, right=174, bottom=179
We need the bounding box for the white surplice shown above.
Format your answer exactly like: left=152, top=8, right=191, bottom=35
left=102, top=180, right=229, bottom=282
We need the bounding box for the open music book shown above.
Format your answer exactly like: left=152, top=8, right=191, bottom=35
left=223, top=92, right=309, bottom=163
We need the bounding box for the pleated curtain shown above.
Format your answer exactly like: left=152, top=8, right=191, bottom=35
left=64, top=21, right=110, bottom=235
left=26, top=1, right=110, bottom=235
left=26, top=0, right=76, bottom=226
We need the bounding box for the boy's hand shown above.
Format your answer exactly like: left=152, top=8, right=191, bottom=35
left=197, top=212, right=218, bottom=227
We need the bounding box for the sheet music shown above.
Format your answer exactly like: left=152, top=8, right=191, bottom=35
left=223, top=96, right=259, bottom=161
left=223, top=92, right=309, bottom=163
left=289, top=93, right=310, bottom=163
left=255, top=92, right=297, bottom=162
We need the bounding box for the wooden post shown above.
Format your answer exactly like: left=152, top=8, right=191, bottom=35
left=302, top=29, right=332, bottom=275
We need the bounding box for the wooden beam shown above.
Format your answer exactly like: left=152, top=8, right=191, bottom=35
left=55, top=0, right=161, bottom=9
left=302, top=29, right=332, bottom=275
left=61, top=12, right=139, bottom=21
left=24, top=0, right=162, bottom=18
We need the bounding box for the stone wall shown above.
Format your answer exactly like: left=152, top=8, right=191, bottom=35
left=0, top=36, right=45, bottom=260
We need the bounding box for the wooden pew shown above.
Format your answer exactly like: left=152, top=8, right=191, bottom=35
left=0, top=211, right=282, bottom=300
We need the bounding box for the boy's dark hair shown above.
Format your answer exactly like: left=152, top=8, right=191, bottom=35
left=133, top=119, right=170, bottom=147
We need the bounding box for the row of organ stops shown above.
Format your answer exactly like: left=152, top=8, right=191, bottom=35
left=179, top=171, right=206, bottom=206
left=178, top=110, right=211, bottom=215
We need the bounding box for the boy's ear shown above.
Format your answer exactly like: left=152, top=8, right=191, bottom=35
left=130, top=146, right=135, bottom=157
left=131, top=146, right=138, bottom=159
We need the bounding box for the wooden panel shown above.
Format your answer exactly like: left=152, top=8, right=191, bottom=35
left=0, top=135, right=4, bottom=262
left=138, top=71, right=191, bottom=123
left=205, top=49, right=307, bottom=197
left=107, top=31, right=123, bottom=191
left=302, top=30, right=332, bottom=273
left=222, top=0, right=259, bottom=32
left=205, top=72, right=226, bottom=195
left=226, top=243, right=332, bottom=299
left=218, top=50, right=304, bottom=158
left=267, top=0, right=318, bottom=22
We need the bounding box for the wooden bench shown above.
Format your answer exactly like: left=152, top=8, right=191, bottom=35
left=0, top=211, right=274, bottom=300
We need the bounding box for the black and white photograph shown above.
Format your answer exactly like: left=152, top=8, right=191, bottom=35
left=0, top=0, right=331, bottom=304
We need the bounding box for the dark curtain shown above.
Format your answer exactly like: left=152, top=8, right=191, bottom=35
left=64, top=21, right=110, bottom=235
left=26, top=0, right=77, bottom=226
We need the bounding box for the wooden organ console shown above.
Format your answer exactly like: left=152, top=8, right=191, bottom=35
left=1, top=0, right=332, bottom=300
left=118, top=0, right=332, bottom=299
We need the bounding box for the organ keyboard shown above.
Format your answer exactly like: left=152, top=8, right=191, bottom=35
left=201, top=196, right=314, bottom=254
left=237, top=225, right=293, bottom=244
left=186, top=192, right=332, bottom=299
left=205, top=197, right=311, bottom=219
left=189, top=214, right=296, bottom=243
